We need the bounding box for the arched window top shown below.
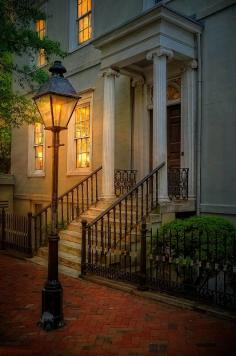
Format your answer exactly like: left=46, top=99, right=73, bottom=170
left=167, top=78, right=181, bottom=101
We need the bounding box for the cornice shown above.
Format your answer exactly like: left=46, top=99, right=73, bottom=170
left=93, top=5, right=202, bottom=50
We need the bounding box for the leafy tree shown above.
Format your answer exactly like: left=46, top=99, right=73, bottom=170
left=0, top=127, right=11, bottom=173
left=0, top=0, right=65, bottom=128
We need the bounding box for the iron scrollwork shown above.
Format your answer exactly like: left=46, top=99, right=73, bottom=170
left=168, top=168, right=189, bottom=200
left=114, top=169, right=137, bottom=197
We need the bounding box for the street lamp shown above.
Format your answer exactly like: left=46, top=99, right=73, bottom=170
left=34, top=60, right=79, bottom=330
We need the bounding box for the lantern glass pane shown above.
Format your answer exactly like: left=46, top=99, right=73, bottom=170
left=51, top=94, right=78, bottom=128
left=35, top=95, right=52, bottom=128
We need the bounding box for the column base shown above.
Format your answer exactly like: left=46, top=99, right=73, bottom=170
left=39, top=281, right=64, bottom=331
left=158, top=196, right=170, bottom=204
left=100, top=194, right=116, bottom=203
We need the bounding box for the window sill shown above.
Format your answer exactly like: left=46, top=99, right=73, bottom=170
left=28, top=171, right=45, bottom=178
left=67, top=169, right=92, bottom=176
left=68, top=39, right=93, bottom=54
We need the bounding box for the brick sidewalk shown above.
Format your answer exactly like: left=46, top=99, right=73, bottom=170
left=0, top=253, right=235, bottom=355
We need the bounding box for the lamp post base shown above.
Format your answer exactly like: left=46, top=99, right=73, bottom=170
left=39, top=281, right=64, bottom=331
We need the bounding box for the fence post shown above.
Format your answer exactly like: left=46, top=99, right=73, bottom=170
left=1, top=209, right=6, bottom=250
left=27, top=212, right=33, bottom=257
left=138, top=218, right=148, bottom=291
left=80, top=219, right=87, bottom=277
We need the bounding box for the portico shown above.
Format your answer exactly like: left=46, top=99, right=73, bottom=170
left=93, top=5, right=202, bottom=205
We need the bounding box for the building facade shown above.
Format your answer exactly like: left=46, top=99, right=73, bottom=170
left=10, top=0, right=236, bottom=223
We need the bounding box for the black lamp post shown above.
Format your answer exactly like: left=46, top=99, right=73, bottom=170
left=34, top=61, right=79, bottom=331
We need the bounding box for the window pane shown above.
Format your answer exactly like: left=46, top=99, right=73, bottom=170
left=38, top=48, right=46, bottom=67
left=77, top=1, right=92, bottom=44
left=88, top=0, right=92, bottom=12
left=35, top=146, right=43, bottom=170
left=34, top=123, right=44, bottom=171
left=75, top=104, right=90, bottom=168
left=34, top=123, right=44, bottom=145
left=36, top=20, right=46, bottom=66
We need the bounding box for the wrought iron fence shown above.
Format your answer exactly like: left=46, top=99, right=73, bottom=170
left=168, top=168, right=189, bottom=200
left=0, top=209, right=33, bottom=256
left=146, top=225, right=236, bottom=309
left=114, top=169, right=137, bottom=197
left=81, top=217, right=236, bottom=310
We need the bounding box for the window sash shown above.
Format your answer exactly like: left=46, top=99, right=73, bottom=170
left=36, top=20, right=46, bottom=66
left=74, top=104, right=91, bottom=168
left=34, top=123, right=44, bottom=171
left=77, top=0, right=92, bottom=44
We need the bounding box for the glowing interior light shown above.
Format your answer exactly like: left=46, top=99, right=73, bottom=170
left=54, top=104, right=62, bottom=126
left=79, top=153, right=89, bottom=167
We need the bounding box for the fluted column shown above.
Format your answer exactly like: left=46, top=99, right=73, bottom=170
left=132, top=77, right=149, bottom=180
left=181, top=60, right=198, bottom=198
left=101, top=68, right=119, bottom=199
left=147, top=47, right=173, bottom=202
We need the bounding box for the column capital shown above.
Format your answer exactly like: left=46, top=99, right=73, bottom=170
left=101, top=68, right=120, bottom=78
left=181, top=59, right=198, bottom=73
left=146, top=47, right=174, bottom=61
left=131, top=76, right=145, bottom=88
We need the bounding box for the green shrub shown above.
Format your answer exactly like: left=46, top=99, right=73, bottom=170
left=158, top=215, right=236, bottom=263
left=160, top=215, right=236, bottom=235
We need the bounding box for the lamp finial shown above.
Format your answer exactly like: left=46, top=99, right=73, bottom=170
left=49, top=61, right=66, bottom=77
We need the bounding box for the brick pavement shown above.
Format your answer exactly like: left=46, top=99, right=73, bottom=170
left=0, top=252, right=236, bottom=356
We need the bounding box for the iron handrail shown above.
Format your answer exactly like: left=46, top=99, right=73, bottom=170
left=33, top=166, right=102, bottom=218
left=87, top=162, right=165, bottom=228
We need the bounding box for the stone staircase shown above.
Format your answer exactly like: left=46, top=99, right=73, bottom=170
left=30, top=200, right=117, bottom=277
left=29, top=197, right=162, bottom=278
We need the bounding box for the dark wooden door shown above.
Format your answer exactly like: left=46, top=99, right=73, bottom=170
left=167, top=104, right=181, bottom=169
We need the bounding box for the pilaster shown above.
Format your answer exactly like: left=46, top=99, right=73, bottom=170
left=181, top=60, right=197, bottom=198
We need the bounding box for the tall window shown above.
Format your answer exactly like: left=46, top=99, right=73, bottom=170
left=34, top=123, right=44, bottom=170
left=77, top=0, right=92, bottom=44
left=36, top=20, right=46, bottom=66
left=75, top=104, right=90, bottom=168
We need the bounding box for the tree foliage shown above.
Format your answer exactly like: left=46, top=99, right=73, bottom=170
left=0, top=0, right=65, bottom=128
left=0, top=127, right=11, bottom=173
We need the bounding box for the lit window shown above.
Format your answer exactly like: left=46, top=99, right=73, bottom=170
left=34, top=123, right=44, bottom=170
left=75, top=104, right=90, bottom=168
left=77, top=0, right=92, bottom=44
left=36, top=20, right=46, bottom=66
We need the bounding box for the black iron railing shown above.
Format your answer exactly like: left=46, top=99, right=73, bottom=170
left=81, top=213, right=236, bottom=310
left=146, top=224, right=236, bottom=310
left=114, top=169, right=137, bottom=197
left=32, top=166, right=102, bottom=253
left=168, top=168, right=189, bottom=200
left=0, top=209, right=33, bottom=256
left=80, top=162, right=165, bottom=278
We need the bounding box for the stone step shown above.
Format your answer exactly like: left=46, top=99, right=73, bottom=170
left=66, top=221, right=82, bottom=232
left=59, top=229, right=81, bottom=242
left=59, top=251, right=81, bottom=270
left=29, top=256, right=79, bottom=278
left=37, top=247, right=81, bottom=270
left=67, top=217, right=135, bottom=232
left=59, top=239, right=81, bottom=256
